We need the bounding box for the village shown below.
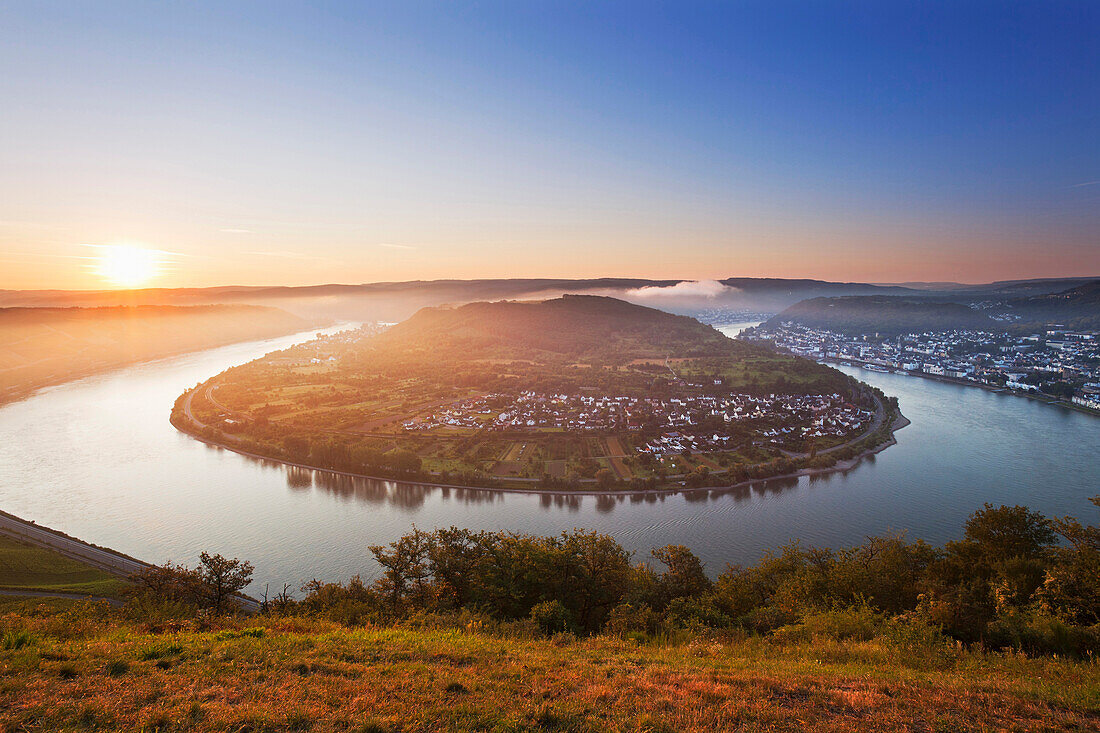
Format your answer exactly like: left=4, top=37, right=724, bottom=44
left=401, top=390, right=874, bottom=454
left=748, top=323, right=1100, bottom=411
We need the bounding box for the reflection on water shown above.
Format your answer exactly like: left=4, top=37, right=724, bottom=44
left=1, top=326, right=1097, bottom=590
left=273, top=458, right=815, bottom=513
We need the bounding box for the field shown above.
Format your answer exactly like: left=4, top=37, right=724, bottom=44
left=0, top=535, right=129, bottom=599
left=1, top=603, right=1097, bottom=731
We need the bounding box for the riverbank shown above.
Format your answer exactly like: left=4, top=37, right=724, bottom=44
left=831, top=358, right=1100, bottom=417
left=170, top=396, right=910, bottom=499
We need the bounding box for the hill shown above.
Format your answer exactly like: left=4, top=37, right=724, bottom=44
left=173, top=295, right=883, bottom=491
left=368, top=295, right=746, bottom=363
left=1006, top=279, right=1100, bottom=329
left=4, top=276, right=1092, bottom=325
left=765, top=280, right=1100, bottom=336
left=0, top=304, right=308, bottom=406
left=764, top=296, right=997, bottom=336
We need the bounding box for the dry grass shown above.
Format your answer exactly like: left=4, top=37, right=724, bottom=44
left=0, top=604, right=1097, bottom=732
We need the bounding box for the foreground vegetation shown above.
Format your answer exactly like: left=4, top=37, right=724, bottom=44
left=2, top=497, right=1098, bottom=730
left=2, top=601, right=1096, bottom=732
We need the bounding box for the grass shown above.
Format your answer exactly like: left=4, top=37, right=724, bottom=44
left=0, top=603, right=1097, bottom=731
left=0, top=535, right=129, bottom=599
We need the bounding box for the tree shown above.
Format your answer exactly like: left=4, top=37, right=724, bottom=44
left=197, top=552, right=255, bottom=614
left=1039, top=496, right=1100, bottom=625
left=129, top=562, right=202, bottom=606
left=963, top=504, right=1055, bottom=562
left=650, top=545, right=711, bottom=610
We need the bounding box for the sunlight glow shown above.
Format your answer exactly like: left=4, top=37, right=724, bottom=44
left=94, top=245, right=162, bottom=287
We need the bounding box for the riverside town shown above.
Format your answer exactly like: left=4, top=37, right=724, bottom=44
left=747, top=322, right=1100, bottom=411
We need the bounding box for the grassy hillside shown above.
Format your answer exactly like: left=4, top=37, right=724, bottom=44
left=0, top=535, right=129, bottom=598
left=0, top=304, right=309, bottom=405
left=1, top=605, right=1096, bottom=731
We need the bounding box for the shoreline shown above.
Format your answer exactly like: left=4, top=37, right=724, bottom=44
left=829, top=359, right=1100, bottom=417
left=169, top=407, right=911, bottom=499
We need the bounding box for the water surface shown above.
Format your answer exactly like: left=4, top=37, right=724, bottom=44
left=0, top=325, right=1096, bottom=590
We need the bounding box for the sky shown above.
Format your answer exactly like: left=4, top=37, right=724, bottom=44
left=1, top=1, right=1098, bottom=290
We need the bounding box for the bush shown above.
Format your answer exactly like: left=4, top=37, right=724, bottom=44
left=986, top=609, right=1100, bottom=657
left=605, top=603, right=660, bottom=637
left=665, top=595, right=731, bottom=631
left=771, top=605, right=881, bottom=643
left=530, top=600, right=575, bottom=635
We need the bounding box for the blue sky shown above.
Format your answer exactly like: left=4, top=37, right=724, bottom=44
left=1, top=1, right=1097, bottom=288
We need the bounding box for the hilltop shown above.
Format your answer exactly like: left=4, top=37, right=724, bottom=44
left=3, top=499, right=1100, bottom=731
left=367, top=295, right=748, bottom=363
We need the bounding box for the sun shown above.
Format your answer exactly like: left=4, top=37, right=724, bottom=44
left=94, top=245, right=162, bottom=288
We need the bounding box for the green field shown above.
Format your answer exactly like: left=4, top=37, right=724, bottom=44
left=0, top=535, right=129, bottom=599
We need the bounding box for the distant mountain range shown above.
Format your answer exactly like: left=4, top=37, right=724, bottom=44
left=3, top=276, right=1095, bottom=323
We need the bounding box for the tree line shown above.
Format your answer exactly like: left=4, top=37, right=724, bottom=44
left=132, top=498, right=1099, bottom=657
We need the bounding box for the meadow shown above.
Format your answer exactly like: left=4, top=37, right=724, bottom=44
left=1, top=599, right=1097, bottom=732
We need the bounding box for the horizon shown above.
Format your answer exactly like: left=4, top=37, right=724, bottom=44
left=4, top=271, right=1100, bottom=297
left=3, top=1, right=1098, bottom=289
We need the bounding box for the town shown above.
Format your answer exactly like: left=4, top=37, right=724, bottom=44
left=746, top=322, right=1100, bottom=411
left=401, top=390, right=874, bottom=453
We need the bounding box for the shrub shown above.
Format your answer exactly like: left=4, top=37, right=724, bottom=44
left=772, top=605, right=881, bottom=643
left=530, top=600, right=575, bottom=635
left=605, top=603, right=660, bottom=637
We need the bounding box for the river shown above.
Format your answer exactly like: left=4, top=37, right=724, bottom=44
left=0, top=322, right=1097, bottom=590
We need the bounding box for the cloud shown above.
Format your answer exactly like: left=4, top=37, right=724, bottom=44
left=625, top=280, right=733, bottom=300
left=245, top=250, right=325, bottom=261
left=378, top=242, right=416, bottom=250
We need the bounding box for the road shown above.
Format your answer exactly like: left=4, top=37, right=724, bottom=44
left=0, top=510, right=259, bottom=612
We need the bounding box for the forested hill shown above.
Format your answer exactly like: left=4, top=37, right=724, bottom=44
left=765, top=296, right=997, bottom=336
left=1006, top=279, right=1100, bottom=329
left=765, top=280, right=1100, bottom=336
left=368, top=295, right=757, bottom=363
